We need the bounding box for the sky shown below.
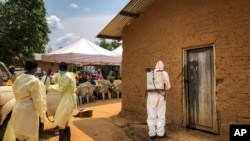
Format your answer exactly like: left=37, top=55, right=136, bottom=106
left=44, top=0, right=129, bottom=51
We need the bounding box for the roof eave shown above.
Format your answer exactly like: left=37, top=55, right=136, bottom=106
left=97, top=35, right=122, bottom=41
left=96, top=0, right=156, bottom=40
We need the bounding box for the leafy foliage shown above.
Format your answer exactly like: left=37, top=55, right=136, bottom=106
left=98, top=39, right=121, bottom=51
left=0, top=0, right=50, bottom=66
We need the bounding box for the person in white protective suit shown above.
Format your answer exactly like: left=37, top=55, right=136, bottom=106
left=3, top=59, right=47, bottom=141
left=147, top=60, right=171, bottom=140
left=48, top=62, right=77, bottom=141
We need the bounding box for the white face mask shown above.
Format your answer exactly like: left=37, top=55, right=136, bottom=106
left=2, top=74, right=8, bottom=81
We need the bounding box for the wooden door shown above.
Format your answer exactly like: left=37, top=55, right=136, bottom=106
left=184, top=46, right=218, bottom=134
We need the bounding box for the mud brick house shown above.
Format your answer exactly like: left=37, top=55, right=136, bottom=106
left=97, top=0, right=250, bottom=137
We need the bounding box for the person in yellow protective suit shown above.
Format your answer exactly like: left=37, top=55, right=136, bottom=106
left=6, top=65, right=16, bottom=86
left=48, top=62, right=77, bottom=141
left=147, top=60, right=171, bottom=140
left=3, top=59, right=47, bottom=141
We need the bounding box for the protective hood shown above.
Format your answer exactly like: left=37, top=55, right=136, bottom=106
left=155, top=60, right=164, bottom=71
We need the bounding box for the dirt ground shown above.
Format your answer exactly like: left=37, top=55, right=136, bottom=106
left=42, top=99, right=229, bottom=141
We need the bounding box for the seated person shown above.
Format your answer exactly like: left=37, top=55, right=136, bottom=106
left=80, top=71, right=89, bottom=83
left=96, top=69, right=103, bottom=80
left=107, top=71, right=115, bottom=83
left=90, top=77, right=96, bottom=85
left=5, top=65, right=16, bottom=85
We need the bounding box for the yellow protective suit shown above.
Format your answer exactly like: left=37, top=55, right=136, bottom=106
left=3, top=73, right=47, bottom=141
left=49, top=72, right=77, bottom=129
left=6, top=79, right=13, bottom=86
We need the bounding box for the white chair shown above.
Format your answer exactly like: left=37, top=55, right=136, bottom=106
left=87, top=85, right=96, bottom=102
left=76, top=85, right=88, bottom=105
left=79, top=81, right=91, bottom=87
left=116, top=84, right=122, bottom=98
left=112, top=80, right=122, bottom=98
left=96, top=80, right=111, bottom=100
left=101, top=84, right=110, bottom=100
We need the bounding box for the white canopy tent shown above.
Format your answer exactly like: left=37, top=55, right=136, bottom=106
left=42, top=37, right=121, bottom=65
left=112, top=45, right=123, bottom=55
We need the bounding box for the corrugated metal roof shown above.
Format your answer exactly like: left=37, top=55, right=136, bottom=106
left=96, top=0, right=155, bottom=40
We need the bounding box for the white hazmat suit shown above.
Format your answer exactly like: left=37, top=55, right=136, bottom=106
left=147, top=60, right=171, bottom=137
left=3, top=73, right=47, bottom=141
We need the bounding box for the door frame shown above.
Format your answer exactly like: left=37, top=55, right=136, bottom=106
left=182, top=45, right=219, bottom=134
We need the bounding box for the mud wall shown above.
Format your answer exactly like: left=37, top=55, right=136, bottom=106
left=120, top=0, right=250, bottom=135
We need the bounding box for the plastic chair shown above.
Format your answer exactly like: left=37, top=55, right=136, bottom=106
left=101, top=84, right=110, bottom=100
left=76, top=86, right=88, bottom=105
left=96, top=80, right=111, bottom=100
left=87, top=85, right=96, bottom=102
left=116, top=85, right=122, bottom=98
left=112, top=80, right=122, bottom=98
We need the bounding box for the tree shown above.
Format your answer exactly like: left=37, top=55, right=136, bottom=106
left=98, top=39, right=121, bottom=51
left=0, top=0, right=50, bottom=66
